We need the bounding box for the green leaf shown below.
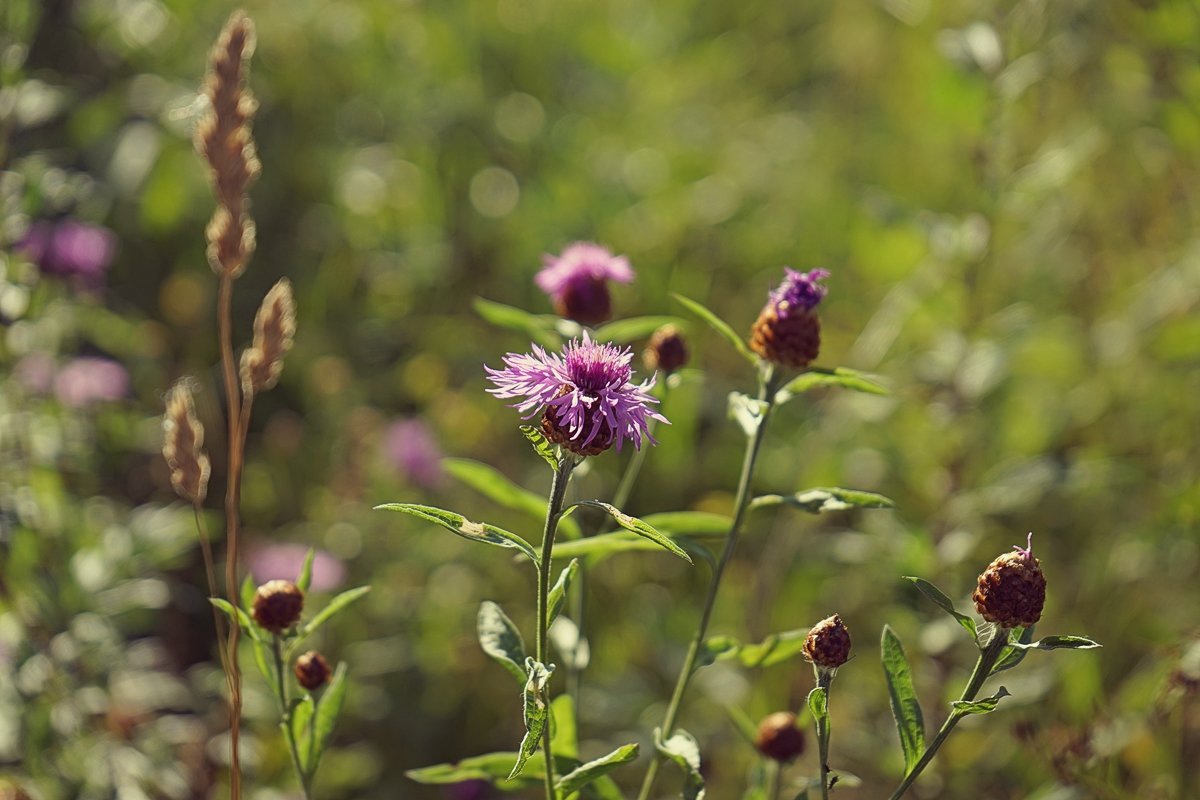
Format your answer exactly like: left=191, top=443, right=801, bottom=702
left=991, top=626, right=1035, bottom=675
left=296, top=586, right=371, bottom=642
left=728, top=391, right=769, bottom=437
left=881, top=625, right=925, bottom=776
left=707, top=629, right=811, bottom=670
left=509, top=659, right=554, bottom=779
left=308, top=662, right=348, bottom=778
left=478, top=600, right=529, bottom=684
left=474, top=297, right=561, bottom=349
left=296, top=548, right=316, bottom=593
left=249, top=635, right=278, bottom=696
left=639, top=511, right=732, bottom=537
left=807, top=686, right=828, bottom=725
left=375, top=503, right=538, bottom=564
left=555, top=744, right=639, bottom=795
left=444, top=458, right=581, bottom=539
left=567, top=501, right=692, bottom=563
left=291, top=694, right=315, bottom=773
left=655, top=728, right=706, bottom=800
left=777, top=367, right=888, bottom=400
left=672, top=293, right=756, bottom=364
left=550, top=694, right=579, bottom=759
left=749, top=488, right=895, bottom=514
left=723, top=704, right=760, bottom=747
left=240, top=574, right=257, bottom=615
left=593, top=315, right=684, bottom=344
left=406, top=752, right=539, bottom=787
left=1008, top=634, right=1102, bottom=652
left=902, top=577, right=977, bottom=640
left=211, top=597, right=262, bottom=643
left=952, top=686, right=1011, bottom=716
left=520, top=425, right=560, bottom=470
left=547, top=559, right=580, bottom=626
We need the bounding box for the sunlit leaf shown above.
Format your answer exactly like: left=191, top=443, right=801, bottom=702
left=952, top=686, right=1011, bottom=716
left=555, top=744, right=639, bottom=795
left=777, top=367, right=888, bottom=401
left=295, top=586, right=371, bottom=642
left=807, top=686, right=828, bottom=725
left=749, top=488, right=895, bottom=514
left=520, top=425, right=560, bottom=470
left=672, top=293, right=756, bottom=364
left=1008, top=634, right=1102, bottom=651
left=475, top=297, right=560, bottom=349
left=443, top=458, right=580, bottom=538
left=547, top=559, right=579, bottom=626
left=639, top=511, right=731, bottom=537
left=902, top=577, right=977, bottom=639
left=308, top=662, right=348, bottom=778
left=728, top=391, right=768, bottom=437
left=566, top=501, right=692, bottom=563
left=881, top=625, right=925, bottom=775
left=296, top=547, right=316, bottom=593
left=375, top=503, right=538, bottom=564
left=477, top=600, right=528, bottom=684
left=655, top=727, right=706, bottom=800
left=509, top=659, right=554, bottom=779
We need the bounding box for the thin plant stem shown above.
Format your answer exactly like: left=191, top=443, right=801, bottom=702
left=536, top=456, right=576, bottom=800
left=886, top=631, right=1009, bottom=800
left=192, top=507, right=233, bottom=680
left=272, top=636, right=312, bottom=800
left=814, top=669, right=833, bottom=800
left=637, top=365, right=780, bottom=800
left=766, top=759, right=782, bottom=800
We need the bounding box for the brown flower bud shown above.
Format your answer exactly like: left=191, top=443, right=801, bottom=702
left=755, top=711, right=806, bottom=762
left=973, top=535, right=1046, bottom=628
left=750, top=307, right=821, bottom=369
left=554, top=276, right=613, bottom=326
left=294, top=650, right=332, bottom=691
left=643, top=325, right=689, bottom=374
left=252, top=579, right=304, bottom=634
left=804, top=614, right=852, bottom=670
left=162, top=381, right=211, bottom=504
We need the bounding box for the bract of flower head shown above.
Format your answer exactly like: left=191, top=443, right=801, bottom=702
left=749, top=268, right=830, bottom=369
left=535, top=242, right=634, bottom=325
left=485, top=332, right=666, bottom=456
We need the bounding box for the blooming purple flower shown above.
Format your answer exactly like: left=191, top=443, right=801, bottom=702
left=535, top=242, right=634, bottom=325
left=766, top=268, right=829, bottom=318
left=383, top=418, right=445, bottom=489
left=485, top=332, right=666, bottom=456
left=246, top=543, right=346, bottom=593
left=17, top=219, right=117, bottom=282
left=53, top=357, right=129, bottom=408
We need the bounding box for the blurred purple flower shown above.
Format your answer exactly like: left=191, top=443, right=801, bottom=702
left=445, top=779, right=491, bottom=800
left=246, top=543, right=346, bottom=593
left=18, top=219, right=117, bottom=282
left=765, top=268, right=829, bottom=318
left=535, top=242, right=634, bottom=325
left=383, top=418, right=445, bottom=489
left=13, top=354, right=56, bottom=394
left=53, top=357, right=129, bottom=408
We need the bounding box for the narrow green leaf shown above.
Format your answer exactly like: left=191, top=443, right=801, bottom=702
left=550, top=694, right=579, bottom=759
left=240, top=574, right=257, bottom=615
left=296, top=548, right=316, bottom=593
left=249, top=635, right=278, bottom=696
left=375, top=503, right=539, bottom=564
left=474, top=297, right=561, bottom=349
left=807, top=686, right=828, bottom=725
left=211, top=597, right=263, bottom=643
left=695, top=635, right=741, bottom=672
left=902, top=577, right=977, bottom=639
left=952, top=686, right=1011, bottom=716
left=567, top=500, right=692, bottom=563
left=655, top=728, right=706, bottom=800
left=477, top=600, right=528, bottom=684
left=556, top=744, right=639, bottom=795
left=639, top=511, right=732, bottom=537
left=406, top=752, right=536, bottom=786
left=444, top=458, right=580, bottom=539
left=296, top=586, right=371, bottom=642
left=728, top=391, right=768, bottom=437
left=749, top=487, right=895, bottom=514
left=777, top=367, right=888, bottom=399
left=593, top=315, right=684, bottom=344
left=881, top=625, right=925, bottom=776
left=309, top=662, right=348, bottom=778
left=291, top=694, right=315, bottom=773
left=520, top=425, right=560, bottom=470
left=672, top=292, right=756, bottom=364
left=724, top=704, right=760, bottom=747
left=509, top=659, right=554, bottom=779
left=991, top=626, right=1035, bottom=675
left=547, top=559, right=580, bottom=626
left=1009, top=634, right=1102, bottom=652
left=730, top=629, right=809, bottom=669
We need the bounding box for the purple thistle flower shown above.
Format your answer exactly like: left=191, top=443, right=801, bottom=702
left=767, top=268, right=830, bottom=318
left=749, top=268, right=830, bottom=369
left=535, top=242, right=634, bottom=325
left=18, top=219, right=117, bottom=284
left=485, top=332, right=666, bottom=456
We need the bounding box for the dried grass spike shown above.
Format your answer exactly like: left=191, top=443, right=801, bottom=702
left=241, top=278, right=297, bottom=395
left=163, top=381, right=211, bottom=504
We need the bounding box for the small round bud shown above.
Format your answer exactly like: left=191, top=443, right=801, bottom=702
left=804, top=614, right=852, bottom=670
left=643, top=325, right=689, bottom=374
left=294, top=650, right=332, bottom=691
left=755, top=711, right=806, bottom=762
left=252, top=579, right=304, bottom=634
left=973, top=534, right=1046, bottom=628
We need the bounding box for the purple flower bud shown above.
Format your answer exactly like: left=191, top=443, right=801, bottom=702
left=535, top=242, right=634, bottom=325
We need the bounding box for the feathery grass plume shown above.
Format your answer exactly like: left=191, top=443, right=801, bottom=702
left=162, top=381, right=211, bottom=504
left=195, top=11, right=260, bottom=278
left=240, top=278, right=296, bottom=395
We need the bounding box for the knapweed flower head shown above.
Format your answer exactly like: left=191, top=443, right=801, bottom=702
left=252, top=579, right=304, bottom=633
left=973, top=532, right=1046, bottom=628
left=294, top=650, right=332, bottom=691
left=749, top=268, right=830, bottom=369
left=804, top=613, right=852, bottom=670
left=755, top=711, right=806, bottom=762
left=535, top=242, right=634, bottom=325
left=486, top=332, right=666, bottom=457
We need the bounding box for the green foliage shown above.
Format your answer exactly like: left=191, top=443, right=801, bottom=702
left=564, top=500, right=692, bottom=562
left=655, top=728, right=707, bottom=800
left=699, top=629, right=810, bottom=671
left=776, top=367, right=889, bottom=401
left=672, top=293, right=756, bottom=365
left=952, top=686, right=1011, bottom=716
left=749, top=488, right=896, bottom=513
left=477, top=600, right=529, bottom=683
left=903, top=576, right=978, bottom=640
left=510, top=659, right=554, bottom=779
left=555, top=744, right=639, bottom=795
left=376, top=503, right=539, bottom=563
left=881, top=625, right=925, bottom=776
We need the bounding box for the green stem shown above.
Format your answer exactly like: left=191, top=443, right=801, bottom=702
left=886, top=631, right=1009, bottom=800
left=637, top=366, right=779, bottom=800
left=273, top=637, right=312, bottom=799
left=815, top=669, right=833, bottom=800
left=536, top=456, right=576, bottom=800
left=766, top=759, right=782, bottom=800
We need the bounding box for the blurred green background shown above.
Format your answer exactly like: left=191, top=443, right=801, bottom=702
left=2, top=0, right=1198, bottom=797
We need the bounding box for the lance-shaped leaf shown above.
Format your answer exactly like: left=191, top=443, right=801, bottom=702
left=990, top=626, right=1035, bottom=675
left=211, top=598, right=263, bottom=643
left=407, top=751, right=623, bottom=798
left=881, top=625, right=925, bottom=775
left=547, top=559, right=579, bottom=627
left=294, top=586, right=371, bottom=644
left=290, top=695, right=315, bottom=773
left=552, top=531, right=714, bottom=568
left=593, top=315, right=685, bottom=344
left=749, top=488, right=895, bottom=514
left=952, top=686, right=1011, bottom=716
left=566, top=501, right=692, bottom=563
left=777, top=366, right=889, bottom=401
left=903, top=577, right=977, bottom=640
left=672, top=293, right=756, bottom=364
left=509, top=659, right=554, bottom=779
left=296, top=547, right=316, bottom=592
left=474, top=297, right=561, bottom=349
left=700, top=629, right=811, bottom=671
left=520, top=425, right=560, bottom=470
left=375, top=503, right=538, bottom=564
left=478, top=601, right=528, bottom=683
left=728, top=391, right=769, bottom=437
left=550, top=694, right=579, bottom=758
left=639, top=511, right=732, bottom=537
left=1005, top=634, right=1102, bottom=652
left=556, top=744, right=639, bottom=795
left=655, top=728, right=706, bottom=800
left=443, top=458, right=581, bottom=538
left=307, top=662, right=348, bottom=778
left=240, top=574, right=257, bottom=614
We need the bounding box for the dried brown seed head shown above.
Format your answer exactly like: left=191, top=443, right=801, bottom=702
left=643, top=325, right=689, bottom=374
left=294, top=650, right=332, bottom=691
left=755, top=711, right=806, bottom=762
left=162, top=381, right=211, bottom=504
left=973, top=536, right=1046, bottom=628
left=240, top=278, right=296, bottom=395
left=804, top=614, right=852, bottom=670
left=252, top=579, right=305, bottom=634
